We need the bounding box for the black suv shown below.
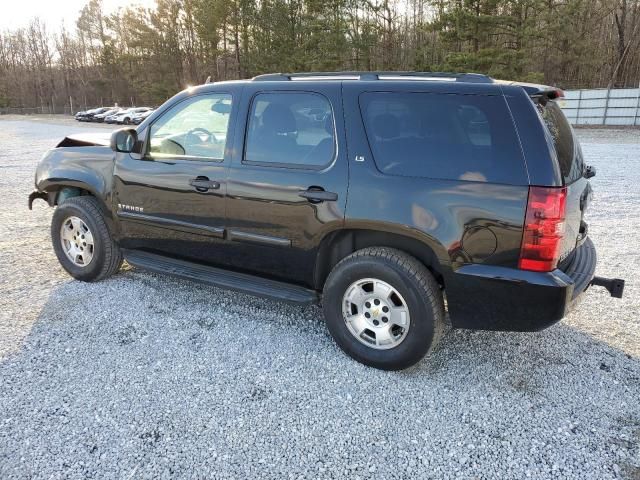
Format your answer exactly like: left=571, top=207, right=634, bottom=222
left=29, top=71, right=624, bottom=370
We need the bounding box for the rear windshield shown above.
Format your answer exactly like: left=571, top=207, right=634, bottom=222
left=537, top=101, right=584, bottom=184
left=359, top=92, right=527, bottom=184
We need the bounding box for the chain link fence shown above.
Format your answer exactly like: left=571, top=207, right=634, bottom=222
left=0, top=106, right=73, bottom=115
left=560, top=87, right=640, bottom=126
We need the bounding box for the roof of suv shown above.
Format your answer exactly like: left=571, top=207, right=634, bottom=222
left=196, top=71, right=561, bottom=99
left=251, top=71, right=493, bottom=83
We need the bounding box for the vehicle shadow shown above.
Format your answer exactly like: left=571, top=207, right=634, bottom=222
left=1, top=270, right=639, bottom=478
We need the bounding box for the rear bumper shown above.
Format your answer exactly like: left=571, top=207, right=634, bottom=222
left=446, top=237, right=599, bottom=331
left=562, top=236, right=597, bottom=301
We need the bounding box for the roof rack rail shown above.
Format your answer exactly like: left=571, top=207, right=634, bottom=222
left=251, top=71, right=494, bottom=83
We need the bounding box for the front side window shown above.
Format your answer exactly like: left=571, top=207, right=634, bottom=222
left=244, top=92, right=335, bottom=168
left=148, top=93, right=232, bottom=161
left=359, top=92, right=527, bottom=184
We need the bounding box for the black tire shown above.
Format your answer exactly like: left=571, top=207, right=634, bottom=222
left=323, top=247, right=445, bottom=370
left=51, top=196, right=123, bottom=282
left=123, top=117, right=131, bottom=125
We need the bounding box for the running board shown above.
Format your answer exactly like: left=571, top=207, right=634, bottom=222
left=123, top=250, right=319, bottom=305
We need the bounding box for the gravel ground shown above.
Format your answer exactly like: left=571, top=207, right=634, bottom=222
left=0, top=116, right=639, bottom=479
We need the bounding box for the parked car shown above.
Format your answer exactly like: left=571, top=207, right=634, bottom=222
left=109, top=107, right=152, bottom=125
left=75, top=108, right=102, bottom=122
left=131, top=109, right=154, bottom=125
left=92, top=108, right=121, bottom=123
left=29, top=71, right=624, bottom=370
left=82, top=107, right=114, bottom=122
left=74, top=110, right=88, bottom=121
left=103, top=110, right=125, bottom=124
left=104, top=108, right=135, bottom=124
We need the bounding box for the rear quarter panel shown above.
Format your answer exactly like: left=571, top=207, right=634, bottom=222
left=342, top=82, right=529, bottom=270
left=341, top=82, right=530, bottom=328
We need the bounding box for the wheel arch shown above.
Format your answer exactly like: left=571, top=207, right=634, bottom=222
left=40, top=182, right=96, bottom=206
left=35, top=180, right=116, bottom=238
left=313, top=226, right=448, bottom=291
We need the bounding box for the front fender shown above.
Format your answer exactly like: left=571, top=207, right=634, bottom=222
left=34, top=146, right=116, bottom=216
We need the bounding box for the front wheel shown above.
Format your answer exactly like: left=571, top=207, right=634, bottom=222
left=51, top=196, right=123, bottom=282
left=323, top=247, right=445, bottom=370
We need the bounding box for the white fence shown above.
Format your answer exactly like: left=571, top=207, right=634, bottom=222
left=560, top=88, right=640, bottom=126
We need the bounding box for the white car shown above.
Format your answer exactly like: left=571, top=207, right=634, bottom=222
left=111, top=107, right=152, bottom=125
left=104, top=109, right=132, bottom=124
left=92, top=108, right=121, bottom=123
left=131, top=109, right=154, bottom=125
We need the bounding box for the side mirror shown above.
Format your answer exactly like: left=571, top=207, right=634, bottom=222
left=110, top=128, right=138, bottom=153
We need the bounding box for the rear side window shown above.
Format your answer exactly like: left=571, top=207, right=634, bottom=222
left=359, top=92, right=527, bottom=184
left=244, top=92, right=335, bottom=168
left=538, top=101, right=584, bottom=184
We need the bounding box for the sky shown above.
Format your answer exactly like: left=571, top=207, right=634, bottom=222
left=0, top=0, right=156, bottom=32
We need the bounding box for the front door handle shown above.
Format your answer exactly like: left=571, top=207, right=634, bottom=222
left=298, top=188, right=338, bottom=203
left=189, top=177, right=220, bottom=192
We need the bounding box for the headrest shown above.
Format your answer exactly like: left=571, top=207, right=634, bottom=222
left=261, top=104, right=296, bottom=134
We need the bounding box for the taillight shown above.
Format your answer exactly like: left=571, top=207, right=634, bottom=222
left=519, top=186, right=567, bottom=272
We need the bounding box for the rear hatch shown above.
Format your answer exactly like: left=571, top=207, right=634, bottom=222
left=537, top=99, right=591, bottom=264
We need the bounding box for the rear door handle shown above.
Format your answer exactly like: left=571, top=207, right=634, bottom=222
left=189, top=177, right=220, bottom=192
left=298, top=188, right=338, bottom=203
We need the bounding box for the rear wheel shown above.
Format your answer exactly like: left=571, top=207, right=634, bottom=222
left=323, top=247, right=445, bottom=370
left=51, top=196, right=122, bottom=282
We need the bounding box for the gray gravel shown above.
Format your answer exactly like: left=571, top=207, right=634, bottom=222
left=0, top=116, right=639, bottom=479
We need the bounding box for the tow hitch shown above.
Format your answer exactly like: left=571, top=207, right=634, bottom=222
left=590, top=276, right=625, bottom=298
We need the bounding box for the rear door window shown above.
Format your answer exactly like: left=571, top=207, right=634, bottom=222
left=359, top=92, right=527, bottom=184
left=244, top=92, right=336, bottom=169
left=538, top=101, right=584, bottom=184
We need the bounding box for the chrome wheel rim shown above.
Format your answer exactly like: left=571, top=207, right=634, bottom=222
left=60, top=216, right=94, bottom=267
left=342, top=278, right=411, bottom=350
